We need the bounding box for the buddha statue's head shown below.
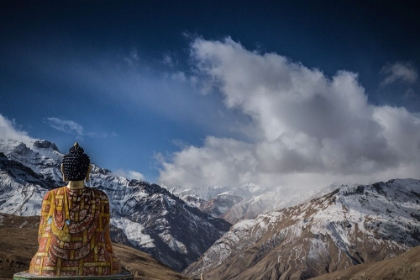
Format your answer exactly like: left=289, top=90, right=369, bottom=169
left=61, top=142, right=91, bottom=182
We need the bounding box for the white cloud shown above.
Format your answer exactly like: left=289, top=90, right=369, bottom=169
left=128, top=170, right=145, bottom=181
left=381, top=62, right=418, bottom=85
left=44, top=117, right=116, bottom=139
left=86, top=131, right=118, bottom=138
left=114, top=169, right=145, bottom=181
left=0, top=113, right=33, bottom=144
left=44, top=117, right=84, bottom=137
left=158, top=38, right=420, bottom=192
left=29, top=46, right=246, bottom=139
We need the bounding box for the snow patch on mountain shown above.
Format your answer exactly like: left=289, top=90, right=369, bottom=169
left=111, top=217, right=155, bottom=248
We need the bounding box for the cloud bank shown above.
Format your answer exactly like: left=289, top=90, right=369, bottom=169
left=0, top=113, right=33, bottom=144
left=158, top=38, right=420, bottom=191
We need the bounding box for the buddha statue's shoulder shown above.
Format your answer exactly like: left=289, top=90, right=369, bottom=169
left=42, top=186, right=67, bottom=200
left=85, top=186, right=109, bottom=200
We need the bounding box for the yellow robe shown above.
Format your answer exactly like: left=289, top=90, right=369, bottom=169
left=29, top=186, right=121, bottom=276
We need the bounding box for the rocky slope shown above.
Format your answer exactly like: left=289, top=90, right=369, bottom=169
left=0, top=139, right=231, bottom=272
left=310, top=245, right=420, bottom=280
left=184, top=179, right=420, bottom=279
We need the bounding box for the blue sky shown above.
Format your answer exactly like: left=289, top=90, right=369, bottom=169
left=1, top=1, right=420, bottom=191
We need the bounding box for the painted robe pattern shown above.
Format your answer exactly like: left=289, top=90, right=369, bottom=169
left=29, top=186, right=121, bottom=276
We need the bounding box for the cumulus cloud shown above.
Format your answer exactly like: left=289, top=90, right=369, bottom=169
left=44, top=117, right=84, bottom=137
left=381, top=62, right=418, bottom=85
left=158, top=38, right=420, bottom=191
left=0, top=113, right=33, bottom=144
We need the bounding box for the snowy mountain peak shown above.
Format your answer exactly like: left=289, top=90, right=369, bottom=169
left=30, top=139, right=59, bottom=151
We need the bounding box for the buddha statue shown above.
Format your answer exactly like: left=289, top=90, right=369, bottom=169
left=27, top=143, right=123, bottom=277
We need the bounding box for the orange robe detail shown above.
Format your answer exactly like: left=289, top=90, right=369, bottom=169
left=29, top=186, right=121, bottom=276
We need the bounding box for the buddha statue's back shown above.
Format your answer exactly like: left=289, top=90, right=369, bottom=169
left=20, top=143, right=130, bottom=278
left=29, top=186, right=121, bottom=276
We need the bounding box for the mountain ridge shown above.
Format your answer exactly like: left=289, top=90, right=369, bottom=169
left=184, top=178, right=420, bottom=279
left=0, top=138, right=230, bottom=272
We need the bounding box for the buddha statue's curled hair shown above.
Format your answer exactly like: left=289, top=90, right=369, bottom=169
left=62, top=143, right=90, bottom=181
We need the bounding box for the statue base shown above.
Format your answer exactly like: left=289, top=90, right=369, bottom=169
left=13, top=271, right=134, bottom=280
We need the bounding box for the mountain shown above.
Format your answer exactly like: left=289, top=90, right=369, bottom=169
left=0, top=139, right=231, bottom=272
left=178, top=191, right=245, bottom=221
left=220, top=188, right=323, bottom=224
left=184, top=179, right=420, bottom=279
left=202, top=193, right=244, bottom=219
left=0, top=213, right=191, bottom=280
left=170, top=184, right=324, bottom=224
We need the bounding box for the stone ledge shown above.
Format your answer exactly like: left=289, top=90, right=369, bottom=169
left=13, top=271, right=134, bottom=280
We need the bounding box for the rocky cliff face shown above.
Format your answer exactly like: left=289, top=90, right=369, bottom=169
left=0, top=139, right=231, bottom=272
left=184, top=179, right=420, bottom=279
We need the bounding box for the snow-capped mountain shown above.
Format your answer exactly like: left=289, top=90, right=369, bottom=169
left=168, top=184, right=259, bottom=202
left=202, top=193, right=244, bottom=219
left=220, top=188, right=324, bottom=224
left=0, top=139, right=231, bottom=272
left=170, top=183, right=334, bottom=224
left=184, top=179, right=420, bottom=279
left=172, top=188, right=246, bottom=221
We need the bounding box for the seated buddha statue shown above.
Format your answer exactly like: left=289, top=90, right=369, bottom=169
left=28, top=143, right=122, bottom=277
